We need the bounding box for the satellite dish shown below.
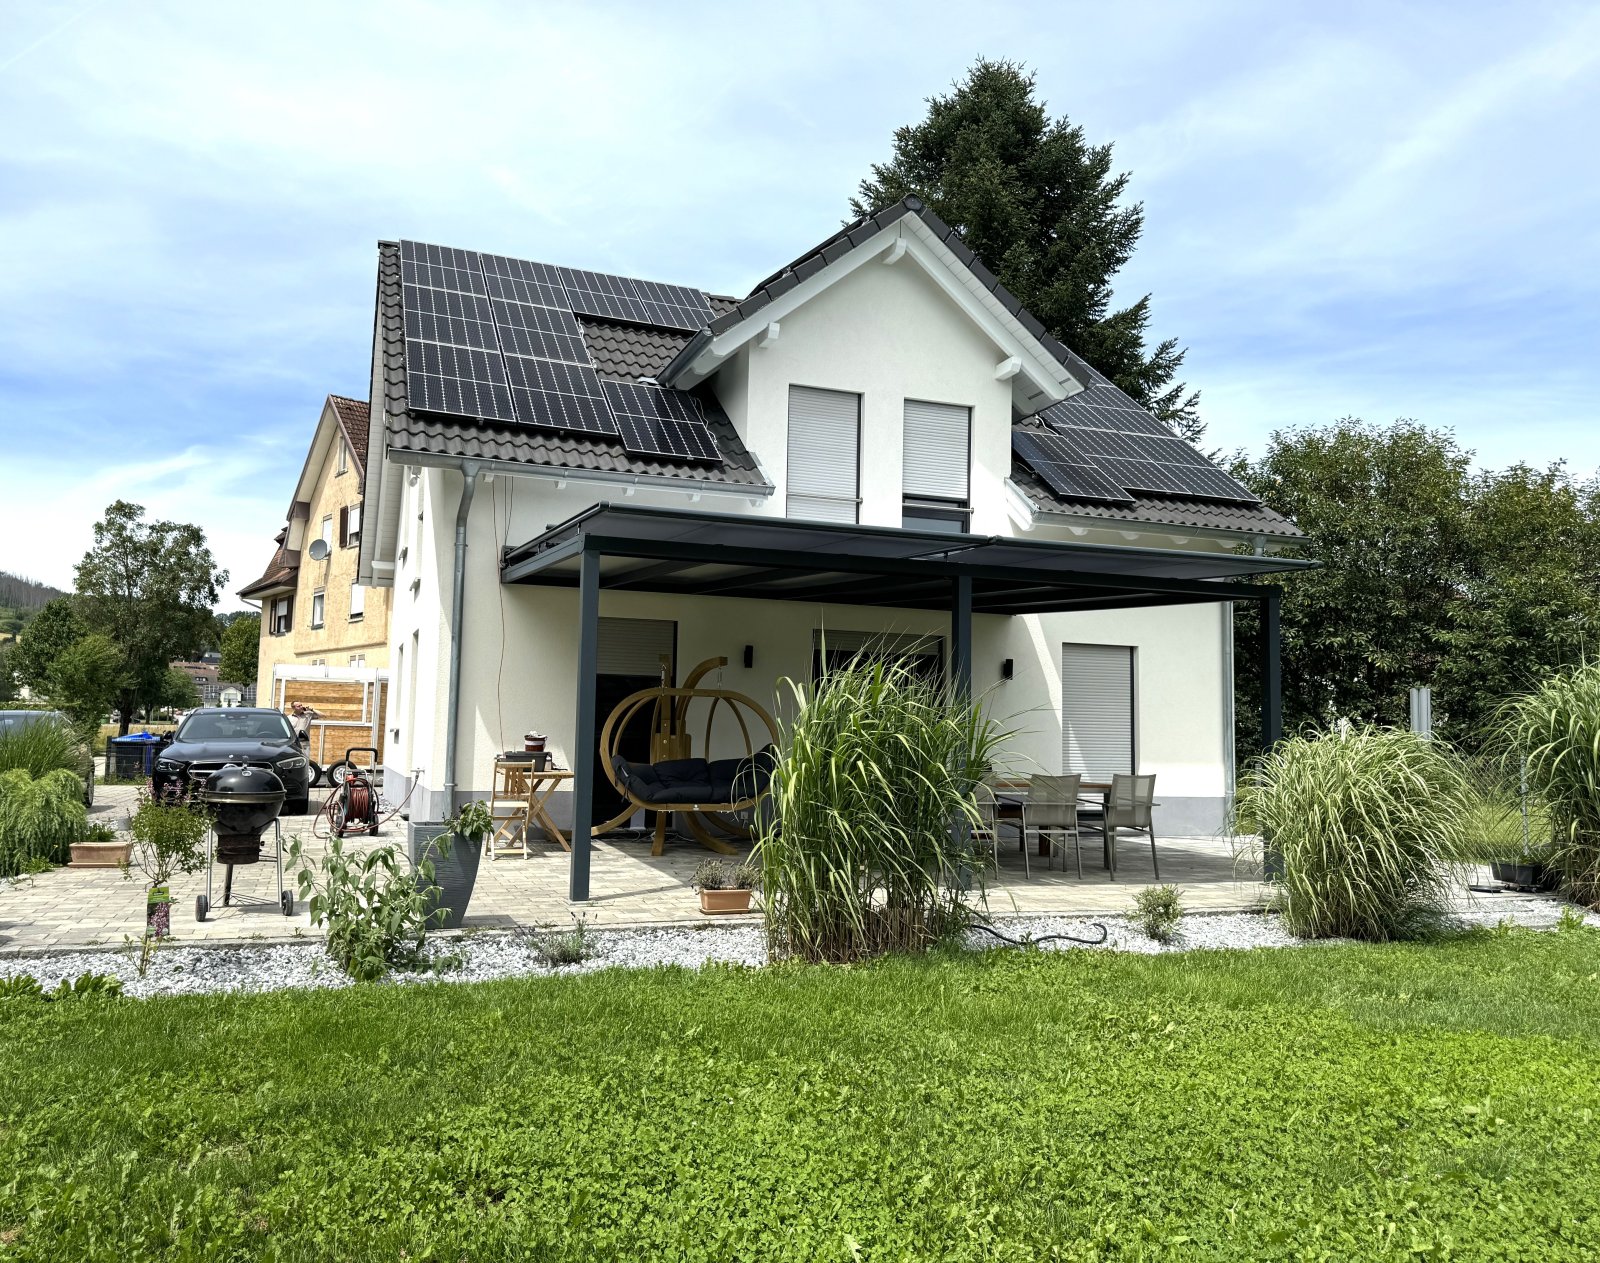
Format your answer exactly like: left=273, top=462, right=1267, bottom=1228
left=307, top=538, right=330, bottom=562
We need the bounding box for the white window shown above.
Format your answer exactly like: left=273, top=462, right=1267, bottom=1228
left=902, top=398, right=970, bottom=507
left=321, top=516, right=333, bottom=549
left=310, top=588, right=325, bottom=629
left=786, top=386, right=859, bottom=523
left=337, top=440, right=348, bottom=475
left=349, top=582, right=365, bottom=621
left=270, top=597, right=292, bottom=635
left=349, top=653, right=365, bottom=667
left=1061, top=643, right=1135, bottom=780
left=340, top=503, right=362, bottom=548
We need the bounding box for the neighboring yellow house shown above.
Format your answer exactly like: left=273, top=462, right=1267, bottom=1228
left=239, top=395, right=390, bottom=767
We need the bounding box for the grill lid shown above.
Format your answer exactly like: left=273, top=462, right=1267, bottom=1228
left=200, top=764, right=286, bottom=804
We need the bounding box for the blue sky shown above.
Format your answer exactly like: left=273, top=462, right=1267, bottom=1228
left=1, top=0, right=1597, bottom=599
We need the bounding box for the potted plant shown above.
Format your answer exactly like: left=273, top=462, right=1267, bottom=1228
left=125, top=791, right=209, bottom=938
left=408, top=800, right=490, bottom=930
left=69, top=821, right=132, bottom=868
left=692, top=858, right=760, bottom=915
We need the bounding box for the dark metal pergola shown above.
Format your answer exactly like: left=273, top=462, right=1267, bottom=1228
left=501, top=503, right=1308, bottom=901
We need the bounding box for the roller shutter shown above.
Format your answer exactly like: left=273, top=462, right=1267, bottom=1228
left=787, top=386, right=860, bottom=522
left=1061, top=643, right=1135, bottom=779
left=597, top=618, right=676, bottom=679
left=902, top=399, right=970, bottom=501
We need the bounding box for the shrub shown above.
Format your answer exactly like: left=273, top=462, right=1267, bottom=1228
left=0, top=714, right=85, bottom=780
left=0, top=767, right=88, bottom=877
left=1503, top=661, right=1600, bottom=907
left=1237, top=725, right=1473, bottom=940
left=126, top=791, right=209, bottom=890
left=290, top=834, right=442, bottom=981
left=527, top=914, right=592, bottom=966
left=1132, top=884, right=1183, bottom=943
left=760, top=654, right=1006, bottom=963
left=692, top=859, right=760, bottom=891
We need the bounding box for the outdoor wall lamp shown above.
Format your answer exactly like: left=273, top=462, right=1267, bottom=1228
left=743, top=645, right=755, bottom=669
left=1000, top=658, right=1014, bottom=680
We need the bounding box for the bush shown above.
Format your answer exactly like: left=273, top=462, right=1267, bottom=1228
left=0, top=767, right=88, bottom=877
left=290, top=834, right=443, bottom=981
left=691, top=859, right=760, bottom=891
left=126, top=791, right=209, bottom=890
left=1503, top=661, right=1600, bottom=907
left=0, top=715, right=84, bottom=781
left=526, top=914, right=593, bottom=966
left=1237, top=725, right=1473, bottom=940
left=1132, top=884, right=1183, bottom=943
left=760, top=654, right=1005, bottom=963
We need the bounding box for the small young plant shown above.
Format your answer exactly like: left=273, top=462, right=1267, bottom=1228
left=290, top=834, right=442, bottom=981
left=692, top=859, right=760, bottom=892
left=125, top=790, right=209, bottom=890
left=83, top=822, right=119, bottom=844
left=527, top=913, right=593, bottom=966
left=448, top=800, right=494, bottom=843
left=1132, top=884, right=1184, bottom=944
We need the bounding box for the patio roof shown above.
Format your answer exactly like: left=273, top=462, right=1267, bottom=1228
left=501, top=503, right=1313, bottom=616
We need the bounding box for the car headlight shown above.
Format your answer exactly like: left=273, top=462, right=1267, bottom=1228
left=276, top=756, right=308, bottom=771
left=155, top=759, right=183, bottom=773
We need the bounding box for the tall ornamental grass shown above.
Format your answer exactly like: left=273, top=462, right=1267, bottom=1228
left=1237, top=726, right=1472, bottom=940
left=760, top=656, right=1005, bottom=963
left=0, top=768, right=88, bottom=877
left=1503, top=661, right=1600, bottom=907
left=0, top=717, right=85, bottom=781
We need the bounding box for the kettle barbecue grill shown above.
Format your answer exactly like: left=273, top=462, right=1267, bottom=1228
left=195, top=764, right=294, bottom=921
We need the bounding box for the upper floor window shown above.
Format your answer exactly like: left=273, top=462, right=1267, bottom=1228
left=320, top=515, right=333, bottom=551
left=787, top=386, right=860, bottom=523
left=340, top=503, right=362, bottom=548
left=349, top=582, right=365, bottom=621
left=270, top=596, right=293, bottom=636
left=310, top=588, right=326, bottom=630
left=902, top=399, right=970, bottom=532
left=337, top=440, right=349, bottom=476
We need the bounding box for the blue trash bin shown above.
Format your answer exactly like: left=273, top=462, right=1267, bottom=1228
left=109, top=732, right=163, bottom=780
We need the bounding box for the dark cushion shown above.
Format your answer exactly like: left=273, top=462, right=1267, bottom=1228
left=612, top=755, right=715, bottom=805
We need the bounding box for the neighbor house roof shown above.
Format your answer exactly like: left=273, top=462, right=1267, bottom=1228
left=329, top=395, right=370, bottom=478
left=237, top=538, right=299, bottom=599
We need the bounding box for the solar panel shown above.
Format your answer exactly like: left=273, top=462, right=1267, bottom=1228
left=557, top=267, right=652, bottom=324
left=402, top=285, right=500, bottom=351
left=1012, top=431, right=1134, bottom=504
left=399, top=240, right=487, bottom=295
left=602, top=381, right=721, bottom=462
left=503, top=356, right=618, bottom=436
left=405, top=341, right=515, bottom=422
left=479, top=254, right=570, bottom=309
left=1040, top=365, right=1175, bottom=438
left=1053, top=426, right=1214, bottom=469
left=631, top=278, right=715, bottom=331
left=1091, top=458, right=1258, bottom=503
left=489, top=299, right=590, bottom=365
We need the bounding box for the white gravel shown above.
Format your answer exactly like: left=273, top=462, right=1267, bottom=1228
left=1, top=902, right=1591, bottom=1000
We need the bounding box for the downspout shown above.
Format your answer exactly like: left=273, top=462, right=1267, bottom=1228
left=442, top=460, right=482, bottom=815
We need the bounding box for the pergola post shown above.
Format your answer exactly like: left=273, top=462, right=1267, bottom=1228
left=568, top=543, right=601, bottom=903
left=1260, top=588, right=1282, bottom=752
left=951, top=575, right=973, bottom=700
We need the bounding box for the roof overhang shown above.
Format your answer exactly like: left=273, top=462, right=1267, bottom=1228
left=661, top=216, right=1086, bottom=417
left=501, top=504, right=1315, bottom=615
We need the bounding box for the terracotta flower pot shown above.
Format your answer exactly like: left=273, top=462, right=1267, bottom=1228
left=69, top=841, right=133, bottom=869
left=699, top=887, right=754, bottom=915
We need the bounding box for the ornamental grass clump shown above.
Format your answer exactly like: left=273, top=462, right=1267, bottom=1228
left=1503, top=661, right=1600, bottom=907
left=1237, top=725, right=1473, bottom=941
left=0, top=768, right=87, bottom=877
left=760, top=654, right=1005, bottom=963
left=0, top=717, right=84, bottom=780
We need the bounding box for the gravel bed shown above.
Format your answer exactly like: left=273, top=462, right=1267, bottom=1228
left=1, top=903, right=1591, bottom=1000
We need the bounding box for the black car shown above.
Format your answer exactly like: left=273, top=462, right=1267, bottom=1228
left=0, top=710, right=95, bottom=807
left=153, top=708, right=312, bottom=814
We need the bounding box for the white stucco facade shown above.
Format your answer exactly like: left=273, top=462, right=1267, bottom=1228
left=370, top=234, right=1262, bottom=839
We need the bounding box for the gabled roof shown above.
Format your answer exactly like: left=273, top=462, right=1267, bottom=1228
left=329, top=395, right=369, bottom=478
left=237, top=543, right=300, bottom=599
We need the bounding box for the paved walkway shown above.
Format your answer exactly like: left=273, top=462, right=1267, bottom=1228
left=0, top=783, right=1571, bottom=953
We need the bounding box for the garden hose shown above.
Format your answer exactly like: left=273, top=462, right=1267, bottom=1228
left=970, top=921, right=1110, bottom=948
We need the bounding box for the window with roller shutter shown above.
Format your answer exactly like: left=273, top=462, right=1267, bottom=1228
left=786, top=386, right=860, bottom=523
left=1061, top=643, right=1135, bottom=779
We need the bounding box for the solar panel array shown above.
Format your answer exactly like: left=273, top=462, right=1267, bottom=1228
left=1014, top=369, right=1262, bottom=506
left=398, top=240, right=721, bottom=461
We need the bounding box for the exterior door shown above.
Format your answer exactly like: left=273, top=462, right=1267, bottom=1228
left=1061, top=643, right=1135, bottom=779
left=591, top=618, right=676, bottom=827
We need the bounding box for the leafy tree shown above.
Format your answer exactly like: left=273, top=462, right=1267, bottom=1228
left=0, top=642, right=18, bottom=705
left=45, top=633, right=125, bottom=728
left=1234, top=420, right=1472, bottom=748
left=158, top=667, right=202, bottom=715
left=1435, top=464, right=1600, bottom=740
left=218, top=612, right=261, bottom=687
left=73, top=501, right=226, bottom=735
left=853, top=58, right=1201, bottom=439
left=9, top=599, right=87, bottom=694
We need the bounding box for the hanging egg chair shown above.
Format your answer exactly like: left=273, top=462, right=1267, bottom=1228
left=598, top=657, right=780, bottom=855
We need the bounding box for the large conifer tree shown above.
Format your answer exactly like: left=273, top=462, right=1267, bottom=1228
left=853, top=59, right=1202, bottom=440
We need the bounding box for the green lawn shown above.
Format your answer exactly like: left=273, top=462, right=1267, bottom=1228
left=3, top=927, right=1598, bottom=1261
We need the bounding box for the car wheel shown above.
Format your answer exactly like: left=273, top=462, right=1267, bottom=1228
left=84, top=774, right=94, bottom=809
left=195, top=894, right=209, bottom=922
left=280, top=890, right=294, bottom=917
left=284, top=798, right=311, bottom=817
left=308, top=760, right=325, bottom=788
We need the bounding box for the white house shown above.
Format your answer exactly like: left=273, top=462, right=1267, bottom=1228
left=355, top=196, right=1306, bottom=900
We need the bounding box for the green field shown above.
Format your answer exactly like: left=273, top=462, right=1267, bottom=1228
left=2, top=927, right=1598, bottom=1260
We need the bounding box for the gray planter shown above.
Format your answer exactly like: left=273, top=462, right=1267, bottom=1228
left=408, top=823, right=483, bottom=930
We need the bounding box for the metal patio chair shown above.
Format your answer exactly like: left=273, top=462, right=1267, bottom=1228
left=1078, top=773, right=1159, bottom=881
left=968, top=781, right=1009, bottom=878
left=1022, top=774, right=1084, bottom=878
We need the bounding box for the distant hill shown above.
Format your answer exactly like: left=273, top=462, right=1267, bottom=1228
left=0, top=571, right=67, bottom=611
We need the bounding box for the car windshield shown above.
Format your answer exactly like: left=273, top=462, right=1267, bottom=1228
left=177, top=712, right=294, bottom=743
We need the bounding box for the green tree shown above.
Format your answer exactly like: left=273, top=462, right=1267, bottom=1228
left=852, top=58, right=1201, bottom=439
left=157, top=667, right=202, bottom=715
left=1435, top=464, right=1600, bottom=741
left=1234, top=420, right=1473, bottom=748
left=0, top=642, right=18, bottom=705
left=73, top=501, right=226, bottom=735
left=9, top=598, right=87, bottom=694
left=218, top=612, right=261, bottom=687
left=45, top=633, right=126, bottom=727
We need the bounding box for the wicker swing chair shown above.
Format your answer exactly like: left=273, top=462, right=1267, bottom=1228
left=597, top=656, right=780, bottom=855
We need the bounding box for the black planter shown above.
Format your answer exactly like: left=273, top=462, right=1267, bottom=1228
left=1490, top=859, right=1545, bottom=890
left=408, top=823, right=483, bottom=930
